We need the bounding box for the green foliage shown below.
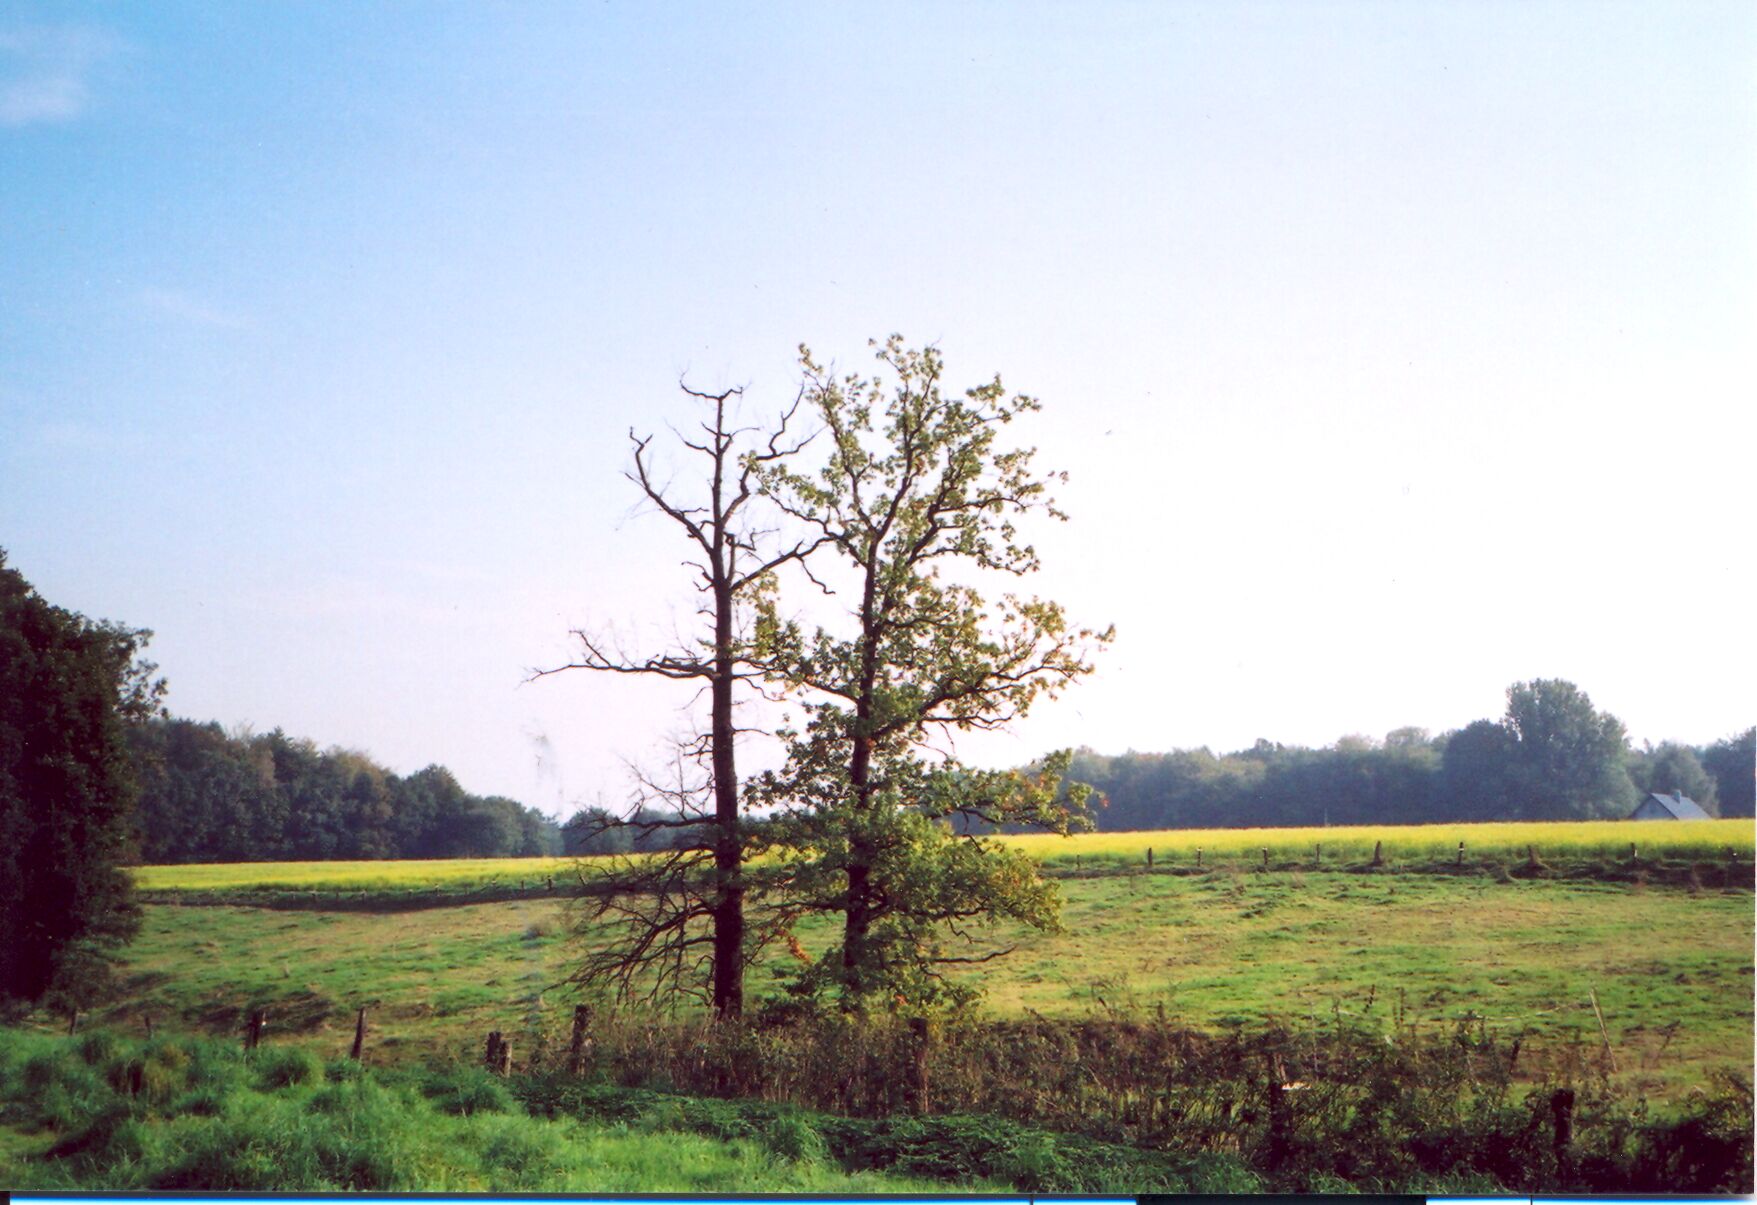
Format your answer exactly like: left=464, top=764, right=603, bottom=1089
left=1063, top=684, right=1658, bottom=831
left=0, top=1028, right=967, bottom=1192
left=755, top=337, right=1110, bottom=1007
left=1699, top=728, right=1754, bottom=818
left=1442, top=719, right=1520, bottom=820
left=129, top=719, right=563, bottom=864
left=3, top=1020, right=1751, bottom=1193
left=418, top=1064, right=517, bottom=1116
left=1502, top=679, right=1637, bottom=819
left=253, top=1046, right=325, bottom=1090
left=0, top=550, right=161, bottom=1007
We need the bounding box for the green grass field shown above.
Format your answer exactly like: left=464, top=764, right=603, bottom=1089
left=96, top=868, right=1753, bottom=1102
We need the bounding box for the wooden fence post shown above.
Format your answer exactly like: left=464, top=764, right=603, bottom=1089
left=142, top=1013, right=155, bottom=1040
left=568, top=1005, right=594, bottom=1075
left=350, top=1006, right=368, bottom=1061
left=1261, top=847, right=1269, bottom=872
left=1456, top=841, right=1465, bottom=866
left=1551, top=1087, right=1575, bottom=1181
left=66, top=1008, right=79, bottom=1036
left=1145, top=847, right=1154, bottom=868
left=1195, top=847, right=1202, bottom=868
left=245, top=1008, right=267, bottom=1051
left=1371, top=840, right=1383, bottom=867
left=906, top=1017, right=933, bottom=1115
left=1314, top=842, right=1321, bottom=866
left=485, top=1030, right=510, bottom=1075
left=1588, top=989, right=1616, bottom=1074
left=1266, top=1073, right=1291, bottom=1170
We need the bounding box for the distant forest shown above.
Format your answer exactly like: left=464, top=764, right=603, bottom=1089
left=129, top=719, right=564, bottom=864
left=128, top=704, right=1754, bottom=865
left=1067, top=726, right=1754, bottom=833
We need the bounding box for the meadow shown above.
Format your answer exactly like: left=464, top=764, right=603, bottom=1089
left=9, top=818, right=1749, bottom=1192
left=104, top=866, right=1753, bottom=1102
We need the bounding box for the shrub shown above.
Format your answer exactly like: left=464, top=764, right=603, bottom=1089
left=760, top=1113, right=828, bottom=1164
left=20, top=1050, right=111, bottom=1132
left=419, top=1064, right=516, bottom=1116
left=255, top=1046, right=325, bottom=1090
left=76, top=1030, right=122, bottom=1066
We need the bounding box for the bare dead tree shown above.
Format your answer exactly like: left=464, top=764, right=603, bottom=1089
left=534, top=382, right=822, bottom=1017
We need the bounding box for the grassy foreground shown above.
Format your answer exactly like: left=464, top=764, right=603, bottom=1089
left=5, top=1021, right=1748, bottom=1194
left=0, top=1027, right=993, bottom=1192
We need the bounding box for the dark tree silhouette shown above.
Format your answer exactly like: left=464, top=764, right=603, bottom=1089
left=535, top=382, right=821, bottom=1016
left=0, top=550, right=163, bottom=1007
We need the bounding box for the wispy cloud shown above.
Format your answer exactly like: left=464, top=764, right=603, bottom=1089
left=139, top=286, right=253, bottom=331
left=0, top=25, right=121, bottom=127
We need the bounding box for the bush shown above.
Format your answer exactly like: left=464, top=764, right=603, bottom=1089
left=761, top=1113, right=828, bottom=1164
left=255, top=1046, right=325, bottom=1090
left=419, top=1064, right=516, bottom=1116
left=76, top=1030, right=123, bottom=1066
left=462, top=1113, right=575, bottom=1187
left=21, top=1050, right=111, bottom=1132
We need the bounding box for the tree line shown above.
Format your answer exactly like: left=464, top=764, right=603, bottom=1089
left=128, top=718, right=564, bottom=863
left=1063, top=697, right=1753, bottom=832
left=121, top=687, right=1753, bottom=869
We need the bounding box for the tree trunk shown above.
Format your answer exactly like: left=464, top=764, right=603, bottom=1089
left=843, top=862, right=873, bottom=995
left=838, top=568, right=882, bottom=1000
left=710, top=579, right=744, bottom=1018
left=841, top=681, right=878, bottom=998
left=568, top=1004, right=593, bottom=1075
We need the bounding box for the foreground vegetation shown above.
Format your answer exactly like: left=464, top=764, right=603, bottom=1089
left=4, top=1021, right=1747, bottom=1194
left=0, top=1027, right=983, bottom=1192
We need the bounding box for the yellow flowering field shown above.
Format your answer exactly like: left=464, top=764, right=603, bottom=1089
left=1016, top=817, right=1755, bottom=868
left=133, top=818, right=1753, bottom=893
left=131, top=855, right=590, bottom=894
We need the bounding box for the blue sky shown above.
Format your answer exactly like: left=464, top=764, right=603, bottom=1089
left=3, top=2, right=1753, bottom=815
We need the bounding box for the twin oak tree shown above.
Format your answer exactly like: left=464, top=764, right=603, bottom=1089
left=541, top=338, right=1111, bottom=1018
left=11, top=339, right=1716, bottom=1021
